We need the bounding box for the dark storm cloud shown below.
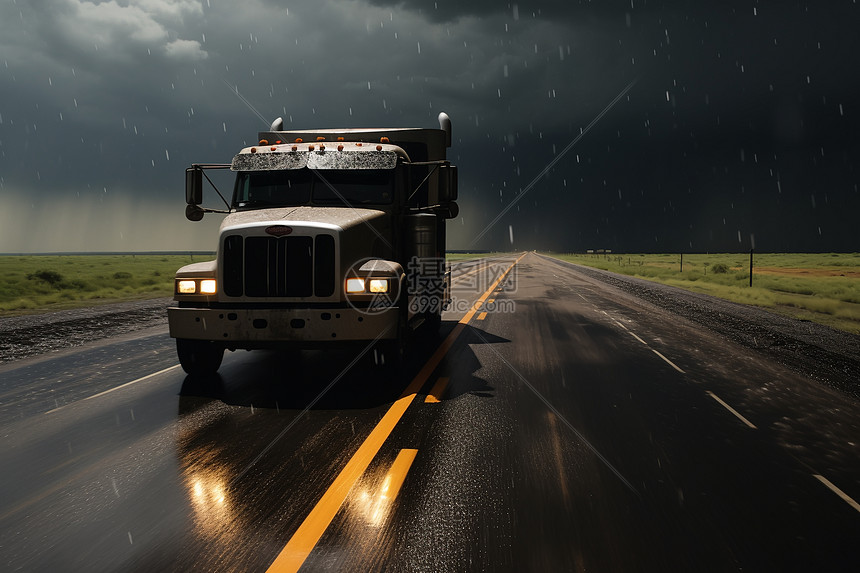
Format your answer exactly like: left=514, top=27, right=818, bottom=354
left=1, top=0, right=858, bottom=252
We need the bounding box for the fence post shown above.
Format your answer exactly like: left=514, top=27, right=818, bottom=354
left=749, top=248, right=754, bottom=287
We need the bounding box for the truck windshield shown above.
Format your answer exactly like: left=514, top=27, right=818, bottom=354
left=312, top=170, right=393, bottom=205
left=234, top=169, right=312, bottom=208
left=233, top=168, right=393, bottom=208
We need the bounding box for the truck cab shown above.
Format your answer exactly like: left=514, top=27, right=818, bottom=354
left=168, top=113, right=458, bottom=375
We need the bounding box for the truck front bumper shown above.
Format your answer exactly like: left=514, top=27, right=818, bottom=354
left=167, top=305, right=399, bottom=347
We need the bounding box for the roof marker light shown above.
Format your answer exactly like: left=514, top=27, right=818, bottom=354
left=295, top=138, right=303, bottom=143
left=259, top=139, right=268, bottom=145
left=317, top=136, right=326, bottom=141
left=337, top=137, right=345, bottom=141
left=380, top=137, right=390, bottom=143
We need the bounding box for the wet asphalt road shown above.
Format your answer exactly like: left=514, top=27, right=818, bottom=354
left=1, top=253, right=859, bottom=572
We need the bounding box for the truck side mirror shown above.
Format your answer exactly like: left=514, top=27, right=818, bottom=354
left=443, top=201, right=459, bottom=219
left=186, top=167, right=203, bottom=205
left=438, top=164, right=458, bottom=203
left=185, top=204, right=205, bottom=221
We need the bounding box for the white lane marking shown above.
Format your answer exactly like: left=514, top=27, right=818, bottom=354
left=45, top=364, right=181, bottom=413
left=706, top=391, right=757, bottom=429
left=84, top=364, right=181, bottom=401
left=608, top=315, right=686, bottom=374
left=649, top=349, right=685, bottom=374
left=813, top=474, right=860, bottom=514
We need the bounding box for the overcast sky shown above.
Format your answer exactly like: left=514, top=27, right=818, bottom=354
left=1, top=0, right=858, bottom=253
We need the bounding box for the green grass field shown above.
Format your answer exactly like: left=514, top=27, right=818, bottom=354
left=4, top=253, right=859, bottom=335
left=548, top=252, right=860, bottom=334
left=0, top=255, right=205, bottom=316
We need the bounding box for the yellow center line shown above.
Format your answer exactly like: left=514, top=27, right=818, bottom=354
left=424, top=377, right=450, bottom=404
left=266, top=252, right=525, bottom=573
left=381, top=449, right=418, bottom=502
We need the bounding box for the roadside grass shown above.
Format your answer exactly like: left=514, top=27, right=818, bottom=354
left=547, top=252, right=860, bottom=335
left=0, top=255, right=207, bottom=316
left=2, top=252, right=485, bottom=317
left=445, top=252, right=504, bottom=262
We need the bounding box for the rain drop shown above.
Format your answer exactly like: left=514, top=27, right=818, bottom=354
left=165, top=149, right=170, bottom=161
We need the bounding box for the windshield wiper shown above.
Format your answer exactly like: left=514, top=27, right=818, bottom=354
left=238, top=199, right=279, bottom=208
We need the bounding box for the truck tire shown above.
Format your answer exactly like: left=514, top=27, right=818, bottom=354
left=176, top=338, right=224, bottom=376
left=424, top=311, right=442, bottom=335
left=373, top=339, right=404, bottom=370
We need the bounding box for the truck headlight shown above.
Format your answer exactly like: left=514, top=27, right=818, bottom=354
left=346, top=278, right=366, bottom=293
left=176, top=279, right=217, bottom=295
left=368, top=279, right=389, bottom=293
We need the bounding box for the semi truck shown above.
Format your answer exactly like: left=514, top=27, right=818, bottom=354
left=167, top=113, right=459, bottom=375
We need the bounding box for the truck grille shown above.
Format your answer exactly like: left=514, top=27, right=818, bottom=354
left=221, top=234, right=336, bottom=298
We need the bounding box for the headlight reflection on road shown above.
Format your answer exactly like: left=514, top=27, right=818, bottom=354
left=185, top=469, right=234, bottom=538
left=349, top=449, right=418, bottom=528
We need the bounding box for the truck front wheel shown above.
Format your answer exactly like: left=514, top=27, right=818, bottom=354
left=176, top=338, right=224, bottom=376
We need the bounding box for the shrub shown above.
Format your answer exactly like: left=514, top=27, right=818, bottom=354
left=711, top=263, right=729, bottom=274
left=113, top=271, right=133, bottom=280
left=27, top=270, right=64, bottom=286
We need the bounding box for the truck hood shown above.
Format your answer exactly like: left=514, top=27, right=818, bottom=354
left=219, top=206, right=387, bottom=233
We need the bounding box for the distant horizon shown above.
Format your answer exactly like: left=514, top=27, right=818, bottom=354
left=2, top=250, right=859, bottom=257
